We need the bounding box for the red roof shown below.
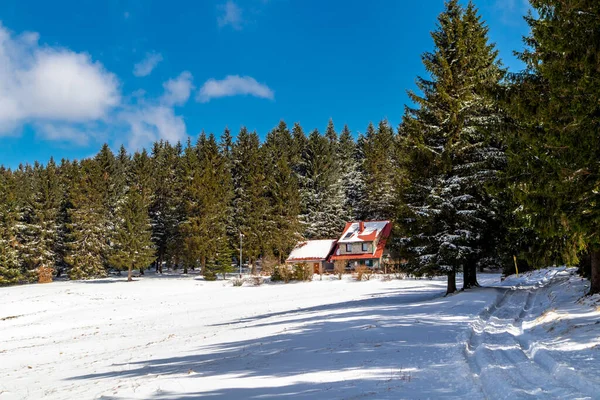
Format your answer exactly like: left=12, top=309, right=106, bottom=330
left=330, top=221, right=392, bottom=261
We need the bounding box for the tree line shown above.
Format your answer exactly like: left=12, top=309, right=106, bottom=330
left=1, top=0, right=599, bottom=295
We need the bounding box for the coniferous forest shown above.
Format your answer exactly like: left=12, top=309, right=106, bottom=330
left=1, top=0, right=600, bottom=296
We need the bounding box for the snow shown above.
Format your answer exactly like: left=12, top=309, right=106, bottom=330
left=0, top=269, right=599, bottom=399
left=337, top=221, right=389, bottom=243
left=286, top=239, right=337, bottom=262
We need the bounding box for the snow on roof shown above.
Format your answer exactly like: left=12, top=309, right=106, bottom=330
left=337, top=221, right=390, bottom=243
left=286, top=240, right=337, bottom=262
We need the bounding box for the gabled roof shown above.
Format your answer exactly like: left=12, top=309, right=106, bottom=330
left=330, top=221, right=393, bottom=261
left=337, top=221, right=390, bottom=243
left=286, top=239, right=337, bottom=262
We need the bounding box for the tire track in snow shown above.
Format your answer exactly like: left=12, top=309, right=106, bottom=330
left=464, top=278, right=591, bottom=400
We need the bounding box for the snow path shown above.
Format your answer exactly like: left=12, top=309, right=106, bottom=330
left=465, top=269, right=600, bottom=400
left=1, top=270, right=599, bottom=399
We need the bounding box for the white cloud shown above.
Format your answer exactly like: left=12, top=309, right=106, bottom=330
left=133, top=52, right=163, bottom=77
left=0, top=23, right=119, bottom=135
left=119, top=71, right=194, bottom=150
left=197, top=75, right=274, bottom=103
left=217, top=1, right=244, bottom=30
left=161, top=71, right=194, bottom=106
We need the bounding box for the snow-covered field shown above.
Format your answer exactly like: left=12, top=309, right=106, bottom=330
left=1, top=269, right=599, bottom=399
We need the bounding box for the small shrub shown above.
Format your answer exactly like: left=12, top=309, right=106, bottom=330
left=37, top=266, right=53, bottom=284
left=293, top=263, right=312, bottom=282
left=271, top=265, right=283, bottom=282
left=355, top=265, right=369, bottom=281
left=232, top=277, right=244, bottom=287
left=333, top=261, right=346, bottom=280
left=204, top=269, right=217, bottom=281
left=249, top=275, right=264, bottom=286
left=279, top=265, right=293, bottom=283
left=381, top=274, right=392, bottom=282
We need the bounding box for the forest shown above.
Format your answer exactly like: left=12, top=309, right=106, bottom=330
left=1, top=0, right=599, bottom=296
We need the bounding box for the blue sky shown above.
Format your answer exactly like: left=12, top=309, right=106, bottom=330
left=0, top=0, right=530, bottom=168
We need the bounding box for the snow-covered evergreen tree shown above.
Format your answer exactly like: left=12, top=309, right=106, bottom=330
left=398, top=0, right=505, bottom=294
left=0, top=167, right=29, bottom=285
left=360, top=120, right=398, bottom=221
left=300, top=127, right=347, bottom=239
left=338, top=124, right=364, bottom=220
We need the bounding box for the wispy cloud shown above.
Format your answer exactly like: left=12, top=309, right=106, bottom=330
left=0, top=23, right=119, bottom=135
left=120, top=71, right=194, bottom=150
left=133, top=52, right=163, bottom=77
left=197, top=75, right=274, bottom=103
left=161, top=71, right=194, bottom=106
left=217, top=1, right=244, bottom=30
left=0, top=21, right=193, bottom=151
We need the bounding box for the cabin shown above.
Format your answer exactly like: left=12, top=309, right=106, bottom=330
left=329, top=220, right=392, bottom=270
left=285, top=239, right=337, bottom=274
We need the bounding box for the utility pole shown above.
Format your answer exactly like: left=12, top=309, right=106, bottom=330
left=239, top=232, right=244, bottom=278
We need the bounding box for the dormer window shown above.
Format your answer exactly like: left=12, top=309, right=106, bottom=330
left=346, top=243, right=352, bottom=252
left=362, top=243, right=368, bottom=252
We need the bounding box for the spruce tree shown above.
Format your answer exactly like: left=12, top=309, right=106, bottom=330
left=66, top=159, right=109, bottom=279
left=506, top=0, right=600, bottom=294
left=300, top=128, right=346, bottom=238
left=0, top=168, right=28, bottom=285
left=360, top=120, right=398, bottom=221
left=232, top=127, right=270, bottom=272
left=338, top=124, right=364, bottom=220
left=181, top=133, right=233, bottom=275
left=109, top=189, right=156, bottom=281
left=28, top=159, right=62, bottom=272
left=398, top=0, right=505, bottom=294
left=263, top=121, right=302, bottom=262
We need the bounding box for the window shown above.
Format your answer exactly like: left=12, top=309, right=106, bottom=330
left=343, top=232, right=353, bottom=240
left=365, top=259, right=373, bottom=267
left=346, top=243, right=352, bottom=252
left=362, top=243, right=368, bottom=252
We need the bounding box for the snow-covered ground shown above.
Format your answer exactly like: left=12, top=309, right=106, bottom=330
left=0, top=269, right=599, bottom=399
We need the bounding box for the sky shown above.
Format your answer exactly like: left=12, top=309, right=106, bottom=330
left=0, top=0, right=531, bottom=168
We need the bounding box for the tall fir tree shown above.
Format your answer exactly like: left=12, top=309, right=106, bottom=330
left=505, top=0, right=600, bottom=294
left=232, top=127, right=270, bottom=272
left=300, top=128, right=347, bottom=238
left=263, top=121, right=302, bottom=262
left=66, top=159, right=110, bottom=279
left=109, top=188, right=156, bottom=281
left=338, top=124, right=364, bottom=220
left=0, top=167, right=29, bottom=285
left=398, top=0, right=505, bottom=294
left=360, top=120, right=399, bottom=221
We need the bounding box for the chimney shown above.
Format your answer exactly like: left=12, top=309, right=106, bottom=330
left=359, top=221, right=365, bottom=233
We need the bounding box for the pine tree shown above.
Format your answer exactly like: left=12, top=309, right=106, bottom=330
left=232, top=127, right=270, bottom=272
left=180, top=133, right=234, bottom=276
left=338, top=124, right=364, bottom=220
left=398, top=0, right=505, bottom=294
left=0, top=168, right=29, bottom=285
left=360, top=120, right=398, bottom=221
left=109, top=189, right=156, bottom=281
left=263, top=121, right=302, bottom=262
left=300, top=128, right=347, bottom=238
left=505, top=0, right=600, bottom=294
left=66, top=159, right=110, bottom=279
left=28, top=159, right=62, bottom=272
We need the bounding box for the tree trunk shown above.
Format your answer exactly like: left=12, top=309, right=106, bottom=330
left=446, top=269, right=457, bottom=295
left=251, top=258, right=256, bottom=275
left=462, top=259, right=479, bottom=290
left=201, top=255, right=206, bottom=276
left=589, top=250, right=600, bottom=295
left=127, top=264, right=133, bottom=282
left=462, top=264, right=470, bottom=291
